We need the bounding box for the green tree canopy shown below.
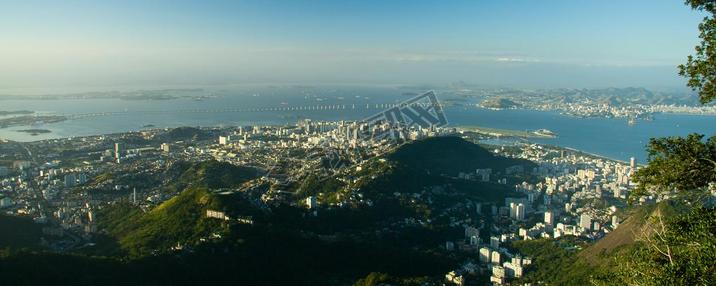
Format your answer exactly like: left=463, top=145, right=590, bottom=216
left=679, top=0, right=716, bottom=104
left=601, top=206, right=716, bottom=286
left=607, top=3, right=716, bottom=285
left=633, top=134, right=716, bottom=196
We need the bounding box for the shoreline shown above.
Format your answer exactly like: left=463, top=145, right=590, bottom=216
left=561, top=146, right=630, bottom=165
left=456, top=125, right=557, bottom=139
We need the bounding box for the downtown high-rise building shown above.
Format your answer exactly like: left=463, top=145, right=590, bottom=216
left=544, top=211, right=554, bottom=226
left=580, top=214, right=592, bottom=231
left=114, top=143, right=121, bottom=163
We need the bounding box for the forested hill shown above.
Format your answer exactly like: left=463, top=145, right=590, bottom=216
left=388, top=136, right=534, bottom=177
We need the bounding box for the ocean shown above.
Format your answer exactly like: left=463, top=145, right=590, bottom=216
left=0, top=85, right=714, bottom=162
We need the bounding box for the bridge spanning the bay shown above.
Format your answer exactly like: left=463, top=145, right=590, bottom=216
left=62, top=102, right=439, bottom=120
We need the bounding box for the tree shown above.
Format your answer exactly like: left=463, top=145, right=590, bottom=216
left=602, top=206, right=716, bottom=286
left=634, top=0, right=716, bottom=199
left=632, top=134, right=716, bottom=197
left=603, top=2, right=716, bottom=285
left=678, top=0, right=716, bottom=104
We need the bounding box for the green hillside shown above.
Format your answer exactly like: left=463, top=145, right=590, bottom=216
left=100, top=187, right=226, bottom=256
left=97, top=160, right=261, bottom=257
left=156, top=127, right=211, bottom=142
left=577, top=202, right=679, bottom=264
left=165, top=160, right=261, bottom=192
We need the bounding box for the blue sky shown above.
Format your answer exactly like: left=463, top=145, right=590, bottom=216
left=0, top=0, right=707, bottom=90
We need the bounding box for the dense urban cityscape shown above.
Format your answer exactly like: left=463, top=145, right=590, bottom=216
left=0, top=112, right=652, bottom=285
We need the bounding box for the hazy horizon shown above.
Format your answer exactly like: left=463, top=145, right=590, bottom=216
left=0, top=0, right=707, bottom=92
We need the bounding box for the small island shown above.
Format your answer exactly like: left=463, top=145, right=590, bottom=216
left=15, top=129, right=52, bottom=136
left=0, top=115, right=67, bottom=128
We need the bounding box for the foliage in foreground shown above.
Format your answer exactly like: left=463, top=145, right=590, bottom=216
left=632, top=134, right=716, bottom=196
left=679, top=0, right=716, bottom=104
left=597, top=206, right=716, bottom=286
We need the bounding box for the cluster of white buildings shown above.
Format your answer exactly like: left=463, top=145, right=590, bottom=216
left=477, top=237, right=531, bottom=285
left=442, top=143, right=639, bottom=285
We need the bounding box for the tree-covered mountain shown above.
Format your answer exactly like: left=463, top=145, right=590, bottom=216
left=93, top=160, right=261, bottom=256
left=387, top=136, right=531, bottom=177
left=290, top=136, right=534, bottom=234
left=96, top=187, right=227, bottom=257
left=154, top=126, right=212, bottom=142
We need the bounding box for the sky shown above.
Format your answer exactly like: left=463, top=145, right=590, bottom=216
left=0, top=0, right=708, bottom=91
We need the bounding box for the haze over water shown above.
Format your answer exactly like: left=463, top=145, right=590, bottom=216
left=1, top=86, right=713, bottom=162
left=1, top=1, right=711, bottom=163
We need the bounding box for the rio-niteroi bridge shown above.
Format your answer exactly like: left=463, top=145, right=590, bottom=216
left=63, top=102, right=441, bottom=120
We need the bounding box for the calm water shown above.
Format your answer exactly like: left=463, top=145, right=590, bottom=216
left=1, top=86, right=714, bottom=161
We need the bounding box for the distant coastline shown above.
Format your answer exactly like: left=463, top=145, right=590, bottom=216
left=0, top=110, right=34, bottom=116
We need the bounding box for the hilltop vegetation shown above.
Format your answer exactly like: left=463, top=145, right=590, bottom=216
left=359, top=136, right=534, bottom=208
left=291, top=137, right=533, bottom=234
left=155, top=127, right=212, bottom=142
left=98, top=187, right=228, bottom=257
left=388, top=136, right=533, bottom=177
left=95, top=160, right=261, bottom=256
left=165, top=160, right=260, bottom=192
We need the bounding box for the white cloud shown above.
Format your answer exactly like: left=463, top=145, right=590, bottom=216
left=495, top=57, right=542, bottom=63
